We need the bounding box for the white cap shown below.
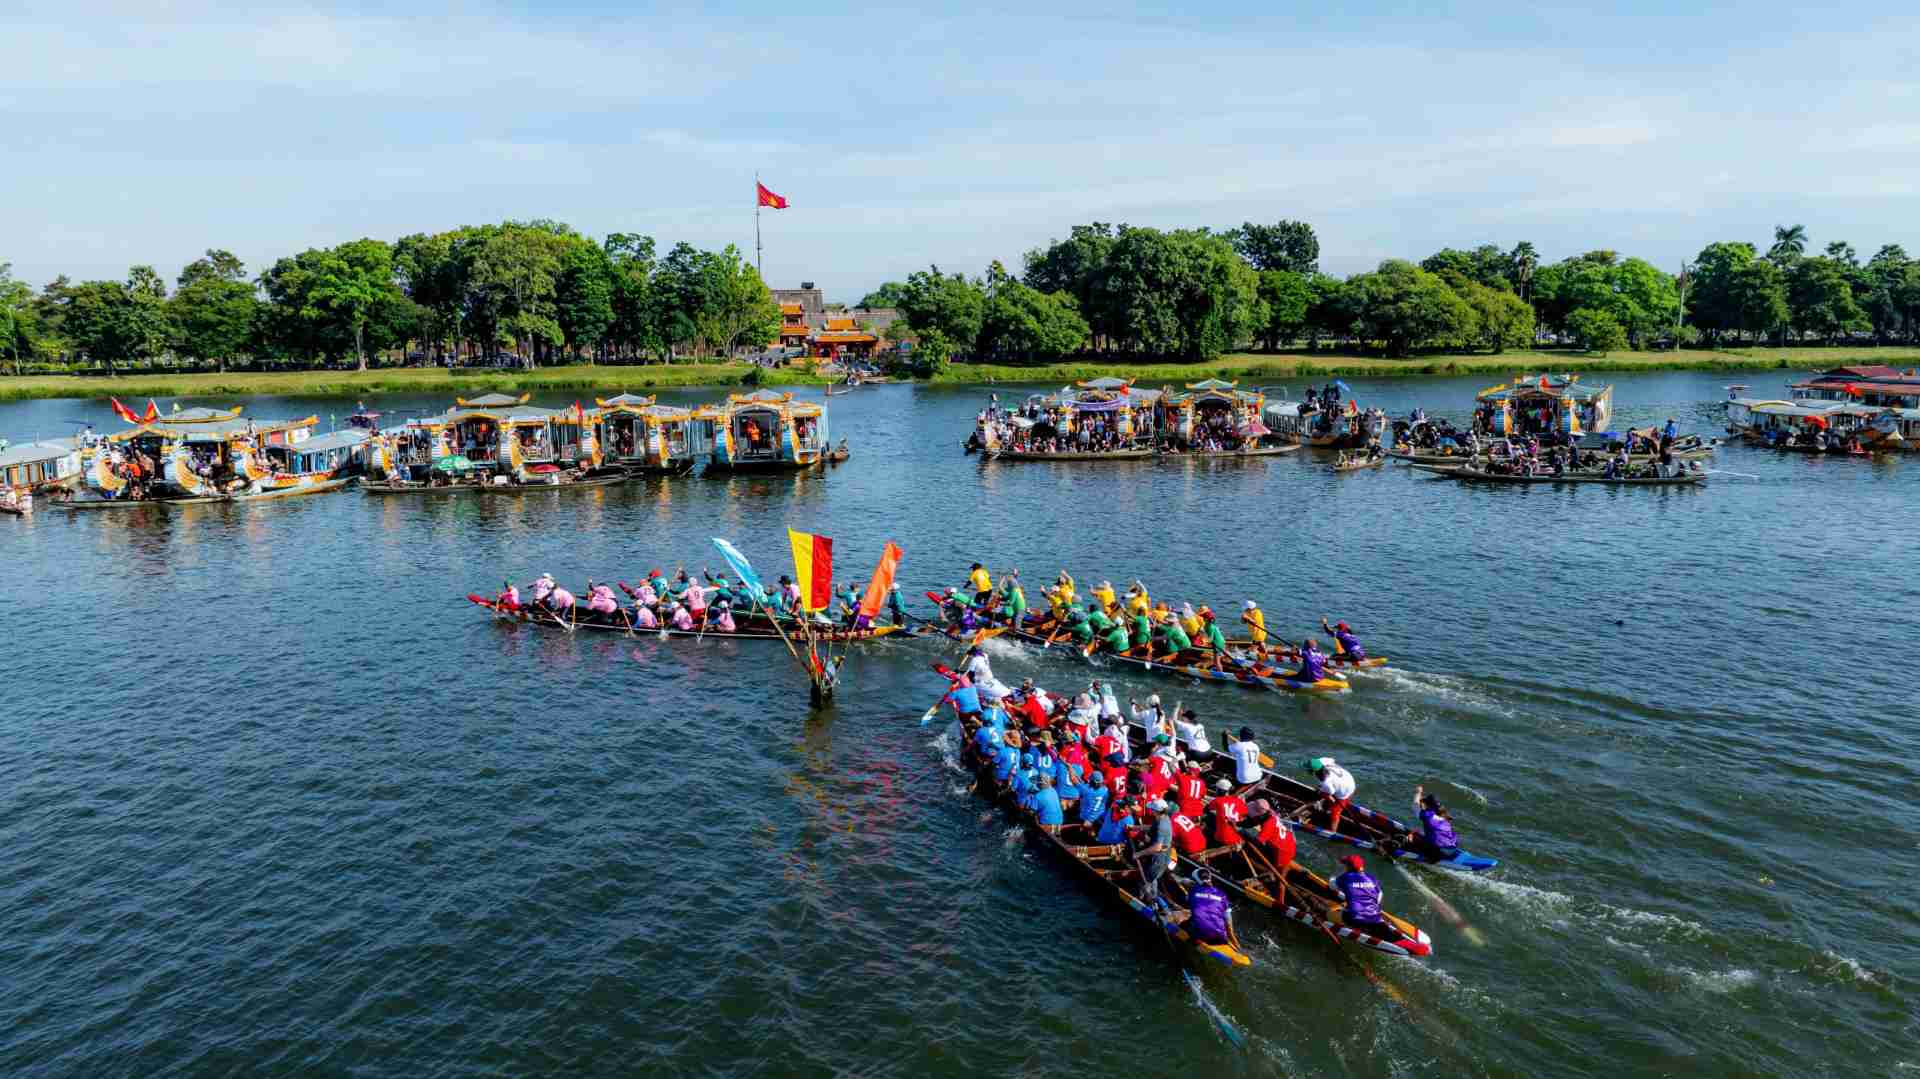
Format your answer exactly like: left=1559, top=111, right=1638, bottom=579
left=1244, top=600, right=1257, bottom=610
left=1148, top=694, right=1161, bottom=706
left=1214, top=778, right=1233, bottom=792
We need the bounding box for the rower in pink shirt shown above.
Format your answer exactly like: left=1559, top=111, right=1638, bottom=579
left=588, top=584, right=618, bottom=614
left=633, top=603, right=659, bottom=629
left=670, top=603, right=694, bottom=631
left=713, top=600, right=737, bottom=633
left=531, top=573, right=556, bottom=604
left=547, top=586, right=576, bottom=612
left=686, top=581, right=707, bottom=617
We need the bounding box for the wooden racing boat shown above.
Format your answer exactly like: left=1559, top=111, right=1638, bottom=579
left=365, top=471, right=632, bottom=495
left=1161, top=444, right=1302, bottom=458
left=983, top=447, right=1156, bottom=462
left=1427, top=465, right=1706, bottom=486
left=922, top=596, right=1348, bottom=693
left=56, top=494, right=233, bottom=509
left=961, top=735, right=1252, bottom=968
left=466, top=594, right=914, bottom=641
left=1331, top=457, right=1384, bottom=472
left=1125, top=721, right=1497, bottom=872
left=1182, top=840, right=1433, bottom=958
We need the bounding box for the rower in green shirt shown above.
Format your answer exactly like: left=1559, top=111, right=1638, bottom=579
left=1102, top=621, right=1131, bottom=653
left=1130, top=610, right=1154, bottom=654
left=1085, top=603, right=1114, bottom=639
left=1199, top=607, right=1231, bottom=669
left=1162, top=613, right=1193, bottom=659
left=1068, top=608, right=1094, bottom=645
left=1002, top=574, right=1027, bottom=628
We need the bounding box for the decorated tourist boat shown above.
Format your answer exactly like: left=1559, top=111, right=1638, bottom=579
left=1475, top=373, right=1614, bottom=439
left=1160, top=380, right=1294, bottom=456
left=698, top=390, right=830, bottom=471
left=379, top=393, right=603, bottom=487
left=976, top=377, right=1163, bottom=460
left=86, top=408, right=318, bottom=500
left=595, top=393, right=706, bottom=473
left=236, top=428, right=372, bottom=500
left=0, top=437, right=85, bottom=496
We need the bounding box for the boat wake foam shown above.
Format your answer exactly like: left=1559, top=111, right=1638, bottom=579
left=1806, top=950, right=1896, bottom=992
left=1669, top=966, right=1762, bottom=994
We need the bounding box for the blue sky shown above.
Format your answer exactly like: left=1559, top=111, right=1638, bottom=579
left=4, top=1, right=1918, bottom=300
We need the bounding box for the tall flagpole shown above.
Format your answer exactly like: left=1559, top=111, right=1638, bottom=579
left=754, top=171, right=763, bottom=278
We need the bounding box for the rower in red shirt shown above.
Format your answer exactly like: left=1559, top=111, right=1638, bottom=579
left=1018, top=689, right=1052, bottom=730
left=1175, top=760, right=1208, bottom=818
left=1169, top=807, right=1209, bottom=856
left=1248, top=798, right=1296, bottom=873
left=1102, top=753, right=1130, bottom=799
left=1208, top=779, right=1250, bottom=848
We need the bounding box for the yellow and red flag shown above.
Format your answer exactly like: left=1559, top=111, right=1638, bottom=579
left=109, top=397, right=141, bottom=425
left=857, top=541, right=904, bottom=621
left=788, top=528, right=833, bottom=612
left=756, top=181, right=790, bottom=210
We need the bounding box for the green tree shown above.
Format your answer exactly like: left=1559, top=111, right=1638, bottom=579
left=1345, top=260, right=1473, bottom=357
left=305, top=239, right=404, bottom=372
left=1454, top=278, right=1535, bottom=352
left=896, top=265, right=986, bottom=363
left=1253, top=269, right=1311, bottom=350
left=1787, top=256, right=1868, bottom=343
left=0, top=263, right=39, bottom=374
left=1566, top=307, right=1628, bottom=352
left=1420, top=245, right=1511, bottom=289
left=1230, top=220, right=1319, bottom=274
left=857, top=282, right=909, bottom=309
left=169, top=249, right=258, bottom=373
left=692, top=245, right=780, bottom=356
left=1687, top=241, right=1760, bottom=345
left=1861, top=245, right=1911, bottom=344
left=471, top=223, right=573, bottom=366
left=1895, top=264, right=1920, bottom=342
left=1092, top=227, right=1263, bottom=359
left=604, top=233, right=658, bottom=360
left=554, top=240, right=615, bottom=358
left=1302, top=273, right=1353, bottom=350
left=1508, top=241, right=1539, bottom=301
left=976, top=262, right=1090, bottom=361
left=55, top=267, right=171, bottom=371
left=1732, top=259, right=1790, bottom=341
left=1768, top=223, right=1807, bottom=263
left=1023, top=223, right=1117, bottom=345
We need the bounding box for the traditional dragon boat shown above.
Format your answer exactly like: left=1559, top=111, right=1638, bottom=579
left=1124, top=721, right=1497, bottom=873
left=1159, top=380, right=1292, bottom=456
left=86, top=408, right=318, bottom=501
left=594, top=393, right=704, bottom=473
left=1475, top=373, right=1613, bottom=439
left=698, top=390, right=831, bottom=471
left=1414, top=464, right=1706, bottom=486
left=976, top=378, right=1165, bottom=461
left=956, top=725, right=1253, bottom=969
left=466, top=594, right=911, bottom=641
left=232, top=429, right=371, bottom=501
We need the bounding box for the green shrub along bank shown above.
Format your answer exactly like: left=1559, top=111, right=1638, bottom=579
left=0, top=363, right=832, bottom=402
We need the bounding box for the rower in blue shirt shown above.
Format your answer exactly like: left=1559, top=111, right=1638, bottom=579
left=1032, top=776, right=1065, bottom=828
left=1010, top=754, right=1038, bottom=803
left=972, top=724, right=1000, bottom=758
left=1077, top=774, right=1110, bottom=824
left=993, top=741, right=1019, bottom=783
left=1095, top=801, right=1136, bottom=845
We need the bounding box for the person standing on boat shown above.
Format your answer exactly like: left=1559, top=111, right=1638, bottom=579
left=1410, top=787, right=1459, bottom=860
left=1000, top=572, right=1026, bottom=628
left=1136, top=799, right=1175, bottom=901
left=1305, top=757, right=1357, bottom=832
left=886, top=583, right=908, bottom=627
left=1185, top=868, right=1233, bottom=946
left=1321, top=619, right=1367, bottom=662
left=1208, top=779, right=1249, bottom=848
left=1226, top=726, right=1263, bottom=791
left=967, top=563, right=993, bottom=607
left=1331, top=855, right=1387, bottom=929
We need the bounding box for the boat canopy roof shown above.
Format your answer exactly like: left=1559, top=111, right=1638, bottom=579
left=110, top=415, right=314, bottom=442
left=1076, top=376, right=1134, bottom=390
left=454, top=392, right=530, bottom=408
left=445, top=405, right=569, bottom=424
left=0, top=437, right=80, bottom=466
left=295, top=429, right=371, bottom=453
left=1478, top=375, right=1608, bottom=402
left=596, top=393, right=657, bottom=408
left=703, top=390, right=823, bottom=417
left=163, top=405, right=246, bottom=423
left=1750, top=400, right=1880, bottom=418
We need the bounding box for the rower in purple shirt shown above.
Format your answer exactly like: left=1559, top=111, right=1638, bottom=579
left=1321, top=617, right=1367, bottom=661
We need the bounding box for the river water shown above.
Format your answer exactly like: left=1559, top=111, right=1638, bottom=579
left=1, top=371, right=1913, bottom=1077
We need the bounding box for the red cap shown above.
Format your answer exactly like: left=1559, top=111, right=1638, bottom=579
left=1336, top=622, right=1350, bottom=631
left=1343, top=854, right=1365, bottom=871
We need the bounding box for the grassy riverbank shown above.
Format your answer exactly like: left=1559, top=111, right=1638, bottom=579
left=933, top=346, right=1920, bottom=386
left=0, top=363, right=831, bottom=402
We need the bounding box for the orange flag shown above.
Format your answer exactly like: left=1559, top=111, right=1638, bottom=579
left=756, top=181, right=790, bottom=209
left=857, top=542, right=904, bottom=620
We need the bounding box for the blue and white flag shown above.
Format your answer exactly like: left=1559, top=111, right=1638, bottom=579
left=712, top=538, right=764, bottom=596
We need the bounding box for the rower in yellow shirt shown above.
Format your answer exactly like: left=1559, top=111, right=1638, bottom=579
left=1240, top=600, right=1268, bottom=656
left=1091, top=579, right=1117, bottom=613
left=1180, top=603, right=1204, bottom=639
left=968, top=562, right=993, bottom=605
left=1125, top=580, right=1151, bottom=617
